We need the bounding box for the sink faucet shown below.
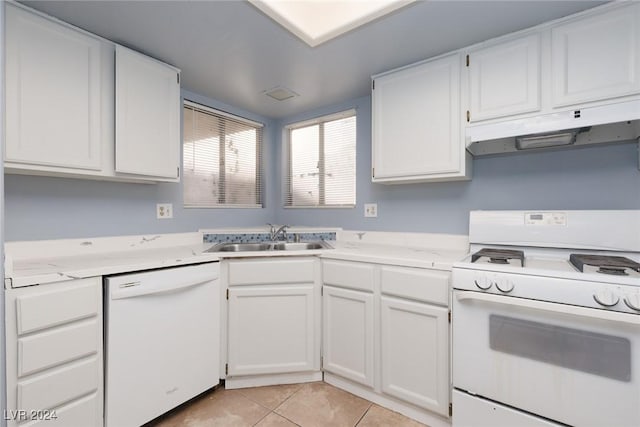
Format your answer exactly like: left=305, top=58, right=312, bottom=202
left=268, top=224, right=290, bottom=242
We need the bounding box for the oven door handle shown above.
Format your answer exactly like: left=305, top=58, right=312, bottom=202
left=455, top=291, right=640, bottom=326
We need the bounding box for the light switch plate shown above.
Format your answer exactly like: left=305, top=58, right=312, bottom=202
left=157, top=203, right=173, bottom=219
left=364, top=203, right=378, bottom=218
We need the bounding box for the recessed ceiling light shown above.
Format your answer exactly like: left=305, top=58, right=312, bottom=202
left=263, top=86, right=299, bottom=101
left=249, top=0, right=416, bottom=47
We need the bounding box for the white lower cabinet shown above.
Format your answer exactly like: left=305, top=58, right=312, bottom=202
left=380, top=296, right=449, bottom=415
left=322, top=259, right=451, bottom=424
left=322, top=285, right=374, bottom=387
left=225, top=257, right=321, bottom=383
left=228, top=284, right=316, bottom=376
left=4, top=277, right=103, bottom=427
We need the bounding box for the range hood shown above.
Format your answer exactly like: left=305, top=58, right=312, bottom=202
left=466, top=99, right=640, bottom=156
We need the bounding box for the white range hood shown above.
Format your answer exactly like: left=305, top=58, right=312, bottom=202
left=466, top=99, right=640, bottom=157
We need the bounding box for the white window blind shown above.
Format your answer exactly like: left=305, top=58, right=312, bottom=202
left=285, top=109, right=356, bottom=207
left=183, top=101, right=263, bottom=208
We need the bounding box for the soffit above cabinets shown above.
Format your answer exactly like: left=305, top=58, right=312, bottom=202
left=20, top=0, right=605, bottom=119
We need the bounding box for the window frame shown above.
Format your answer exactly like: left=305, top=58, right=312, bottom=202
left=284, top=108, right=357, bottom=209
left=183, top=100, right=264, bottom=209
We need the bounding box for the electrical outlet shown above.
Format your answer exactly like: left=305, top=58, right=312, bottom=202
left=364, top=203, right=378, bottom=218
left=156, top=203, right=173, bottom=219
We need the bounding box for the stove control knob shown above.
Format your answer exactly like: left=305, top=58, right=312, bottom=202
left=496, top=279, right=514, bottom=293
left=474, top=277, right=492, bottom=290
left=623, top=294, right=640, bottom=312
left=593, top=290, right=619, bottom=307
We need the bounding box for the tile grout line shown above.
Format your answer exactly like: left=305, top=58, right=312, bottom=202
left=271, top=383, right=306, bottom=413
left=238, top=384, right=306, bottom=426
left=353, top=402, right=374, bottom=427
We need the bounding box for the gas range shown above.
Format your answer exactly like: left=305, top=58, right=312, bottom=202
left=453, top=210, right=640, bottom=313
left=452, top=210, right=640, bottom=427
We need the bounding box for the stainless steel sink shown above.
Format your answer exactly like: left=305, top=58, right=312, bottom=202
left=207, top=242, right=273, bottom=252
left=205, top=240, right=332, bottom=253
left=272, top=242, right=331, bottom=251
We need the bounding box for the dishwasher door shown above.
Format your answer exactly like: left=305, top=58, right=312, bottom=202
left=105, top=262, right=220, bottom=427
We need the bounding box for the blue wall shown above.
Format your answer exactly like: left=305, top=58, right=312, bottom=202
left=4, top=90, right=278, bottom=241
left=5, top=92, right=640, bottom=241
left=275, top=95, right=640, bottom=234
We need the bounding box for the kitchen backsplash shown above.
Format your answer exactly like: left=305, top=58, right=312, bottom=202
left=203, top=232, right=337, bottom=244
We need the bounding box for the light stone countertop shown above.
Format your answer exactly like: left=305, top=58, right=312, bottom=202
left=207, top=229, right=469, bottom=271
left=5, top=233, right=219, bottom=288
left=5, top=229, right=470, bottom=288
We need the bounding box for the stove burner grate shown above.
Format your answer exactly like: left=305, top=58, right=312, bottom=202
left=472, top=248, right=525, bottom=267
left=570, top=254, right=640, bottom=275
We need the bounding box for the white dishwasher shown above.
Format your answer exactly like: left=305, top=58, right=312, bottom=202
left=104, top=262, right=220, bottom=427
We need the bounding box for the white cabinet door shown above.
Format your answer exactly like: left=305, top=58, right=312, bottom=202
left=115, top=45, right=180, bottom=179
left=380, top=296, right=449, bottom=416
left=228, top=285, right=316, bottom=376
left=5, top=5, right=102, bottom=171
left=372, top=53, right=466, bottom=182
left=468, top=34, right=541, bottom=122
left=322, top=286, right=374, bottom=387
left=551, top=4, right=640, bottom=107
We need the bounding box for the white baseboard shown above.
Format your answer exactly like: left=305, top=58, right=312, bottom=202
left=225, top=371, right=323, bottom=389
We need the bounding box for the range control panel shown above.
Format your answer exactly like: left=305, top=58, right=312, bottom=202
left=525, top=211, right=568, bottom=226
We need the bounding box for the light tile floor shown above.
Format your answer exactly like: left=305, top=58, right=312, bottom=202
left=149, top=382, right=427, bottom=427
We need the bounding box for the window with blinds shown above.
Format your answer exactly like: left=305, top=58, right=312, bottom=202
left=183, top=101, right=263, bottom=208
left=285, top=109, right=356, bottom=207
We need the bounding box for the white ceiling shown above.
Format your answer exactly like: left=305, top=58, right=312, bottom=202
left=21, top=0, right=606, bottom=120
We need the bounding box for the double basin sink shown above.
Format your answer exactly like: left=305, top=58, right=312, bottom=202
left=205, top=241, right=333, bottom=253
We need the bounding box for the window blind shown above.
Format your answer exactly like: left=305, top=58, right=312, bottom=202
left=183, top=101, right=263, bottom=208
left=285, top=109, right=356, bottom=207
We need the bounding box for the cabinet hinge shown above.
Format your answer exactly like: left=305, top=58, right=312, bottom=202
left=177, top=166, right=180, bottom=178
left=372, top=80, right=375, bottom=90
left=321, top=287, right=323, bottom=296
left=466, top=110, right=470, bottom=122
left=466, top=54, right=469, bottom=67
left=449, top=403, right=453, bottom=417
left=225, top=363, right=229, bottom=375
left=226, top=289, right=229, bottom=300
left=177, top=73, right=180, bottom=84
left=448, top=311, right=451, bottom=323
left=372, top=167, right=375, bottom=178
left=320, top=356, right=323, bottom=369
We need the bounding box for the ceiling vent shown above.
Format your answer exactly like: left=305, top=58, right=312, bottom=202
left=263, top=86, right=298, bottom=101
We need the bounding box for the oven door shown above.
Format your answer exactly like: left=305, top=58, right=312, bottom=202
left=453, top=290, right=640, bottom=427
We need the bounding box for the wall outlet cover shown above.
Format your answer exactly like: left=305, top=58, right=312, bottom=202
left=157, top=203, right=173, bottom=219
left=364, top=203, right=378, bottom=218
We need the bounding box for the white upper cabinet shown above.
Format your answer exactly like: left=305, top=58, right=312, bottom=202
left=6, top=5, right=103, bottom=171
left=551, top=3, right=640, bottom=108
left=115, top=46, right=181, bottom=179
left=5, top=4, right=181, bottom=183
left=467, top=33, right=541, bottom=122
left=372, top=53, right=470, bottom=183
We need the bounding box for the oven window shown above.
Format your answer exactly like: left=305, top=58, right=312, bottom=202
left=489, top=315, right=631, bottom=382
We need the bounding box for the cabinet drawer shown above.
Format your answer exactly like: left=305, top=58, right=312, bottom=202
left=18, top=319, right=99, bottom=377
left=381, top=267, right=449, bottom=306
left=228, top=258, right=316, bottom=285
left=16, top=278, right=100, bottom=335
left=322, top=260, right=375, bottom=292
left=18, top=357, right=99, bottom=412
left=22, top=393, right=100, bottom=427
